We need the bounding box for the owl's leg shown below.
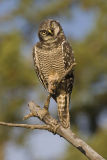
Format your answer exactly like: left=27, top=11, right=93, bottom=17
left=44, top=94, right=51, bottom=111
left=38, top=94, right=51, bottom=120
left=43, top=94, right=60, bottom=134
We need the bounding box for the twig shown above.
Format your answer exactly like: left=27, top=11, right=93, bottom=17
left=0, top=101, right=105, bottom=160
left=0, top=121, right=50, bottom=130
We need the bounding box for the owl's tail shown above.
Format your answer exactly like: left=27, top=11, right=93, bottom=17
left=57, top=94, right=70, bottom=128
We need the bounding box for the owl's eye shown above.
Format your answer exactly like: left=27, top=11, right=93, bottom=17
left=40, top=30, right=47, bottom=36
left=41, top=30, right=47, bottom=36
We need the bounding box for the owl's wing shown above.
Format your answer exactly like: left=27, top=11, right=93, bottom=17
left=62, top=41, right=75, bottom=70
left=62, top=40, right=75, bottom=93
left=32, top=46, right=48, bottom=89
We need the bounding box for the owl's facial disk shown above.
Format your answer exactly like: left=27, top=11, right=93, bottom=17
left=38, top=20, right=62, bottom=42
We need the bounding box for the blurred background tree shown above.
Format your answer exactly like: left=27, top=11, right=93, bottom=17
left=0, top=0, right=107, bottom=160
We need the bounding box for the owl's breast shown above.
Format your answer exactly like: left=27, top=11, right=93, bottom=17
left=37, top=46, right=65, bottom=81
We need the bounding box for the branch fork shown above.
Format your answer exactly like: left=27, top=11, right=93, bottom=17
left=24, top=99, right=60, bottom=133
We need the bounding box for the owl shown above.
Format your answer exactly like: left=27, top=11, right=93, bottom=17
left=33, top=19, right=75, bottom=128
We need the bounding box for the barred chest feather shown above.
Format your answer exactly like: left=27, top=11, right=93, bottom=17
left=36, top=45, right=65, bottom=82
left=33, top=42, right=74, bottom=95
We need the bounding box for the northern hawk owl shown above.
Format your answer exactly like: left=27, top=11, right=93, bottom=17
left=33, top=19, right=75, bottom=128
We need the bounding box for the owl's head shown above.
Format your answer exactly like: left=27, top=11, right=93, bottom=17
left=38, top=19, right=64, bottom=42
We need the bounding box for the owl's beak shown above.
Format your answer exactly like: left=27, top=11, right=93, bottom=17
left=48, top=29, right=54, bottom=35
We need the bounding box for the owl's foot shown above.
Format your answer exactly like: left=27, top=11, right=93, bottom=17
left=60, top=120, right=70, bottom=129
left=50, top=123, right=60, bottom=134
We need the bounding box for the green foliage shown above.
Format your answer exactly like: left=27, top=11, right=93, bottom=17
left=0, top=32, right=35, bottom=142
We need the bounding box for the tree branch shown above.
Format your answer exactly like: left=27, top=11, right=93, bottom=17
left=0, top=121, right=50, bottom=130
left=0, top=101, right=105, bottom=160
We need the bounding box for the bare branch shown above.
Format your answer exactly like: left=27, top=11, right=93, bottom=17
left=0, top=121, right=50, bottom=130
left=27, top=101, right=105, bottom=160
left=0, top=100, right=105, bottom=160
left=57, top=127, right=105, bottom=160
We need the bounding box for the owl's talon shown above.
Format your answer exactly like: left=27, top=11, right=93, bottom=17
left=60, top=121, right=70, bottom=129
left=50, top=124, right=60, bottom=134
